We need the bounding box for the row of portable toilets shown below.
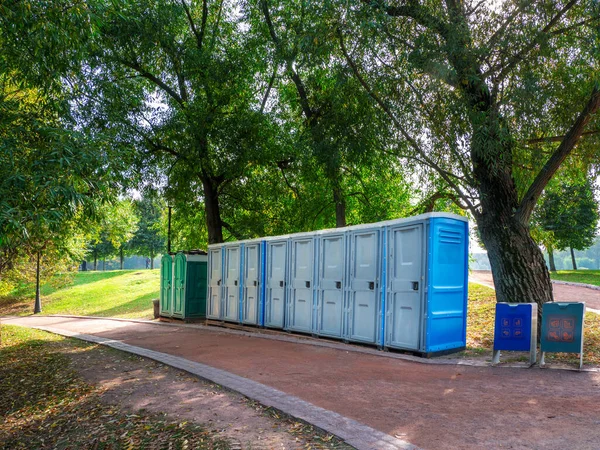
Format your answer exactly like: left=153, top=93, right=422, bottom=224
left=205, top=213, right=469, bottom=356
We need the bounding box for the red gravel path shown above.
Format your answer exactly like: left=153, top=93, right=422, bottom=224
left=5, top=316, right=600, bottom=450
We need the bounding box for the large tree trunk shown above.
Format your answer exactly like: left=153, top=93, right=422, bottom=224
left=471, top=116, right=553, bottom=317
left=333, top=185, right=346, bottom=228
left=479, top=215, right=552, bottom=305
left=120, top=247, right=124, bottom=270
left=570, top=247, right=577, bottom=270
left=202, top=176, right=224, bottom=244
left=548, top=247, right=557, bottom=272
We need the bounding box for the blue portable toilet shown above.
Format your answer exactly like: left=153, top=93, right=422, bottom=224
left=286, top=231, right=318, bottom=334
left=383, top=213, right=468, bottom=355
left=264, top=236, right=290, bottom=329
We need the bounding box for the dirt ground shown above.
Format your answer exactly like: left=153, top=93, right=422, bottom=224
left=65, top=344, right=349, bottom=450
left=8, top=316, right=600, bottom=450
left=470, top=271, right=600, bottom=311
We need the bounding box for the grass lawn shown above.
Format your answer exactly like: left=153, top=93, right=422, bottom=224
left=0, top=325, right=230, bottom=449
left=467, top=283, right=600, bottom=366
left=0, top=270, right=159, bottom=319
left=549, top=270, right=600, bottom=286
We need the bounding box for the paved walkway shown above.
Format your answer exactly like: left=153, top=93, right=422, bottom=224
left=470, top=271, right=600, bottom=313
left=3, top=316, right=599, bottom=450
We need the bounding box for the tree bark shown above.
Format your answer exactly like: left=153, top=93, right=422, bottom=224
left=93, top=249, right=97, bottom=271
left=120, top=247, right=124, bottom=270
left=333, top=185, right=346, bottom=228
left=150, top=248, right=155, bottom=270
left=548, top=247, right=557, bottom=272
left=477, top=212, right=553, bottom=324
left=34, top=251, right=42, bottom=314
left=202, top=176, right=224, bottom=244
left=570, top=247, right=577, bottom=270
left=103, top=259, right=106, bottom=271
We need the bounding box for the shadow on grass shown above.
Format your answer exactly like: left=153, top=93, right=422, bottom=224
left=78, top=291, right=158, bottom=319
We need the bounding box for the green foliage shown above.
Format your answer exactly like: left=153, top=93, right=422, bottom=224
left=86, top=199, right=139, bottom=267
left=538, top=178, right=599, bottom=252
left=128, top=191, right=166, bottom=258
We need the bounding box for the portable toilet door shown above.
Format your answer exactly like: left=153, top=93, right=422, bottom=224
left=172, top=253, right=186, bottom=318
left=385, top=222, right=425, bottom=351
left=315, top=231, right=346, bottom=339
left=207, top=246, right=223, bottom=320
left=242, top=241, right=262, bottom=325
left=286, top=235, right=316, bottom=333
left=181, top=253, right=208, bottom=320
left=346, top=227, right=383, bottom=345
left=160, top=254, right=173, bottom=317
left=223, top=244, right=241, bottom=323
left=265, top=238, right=288, bottom=329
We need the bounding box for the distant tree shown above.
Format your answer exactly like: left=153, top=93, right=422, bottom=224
left=128, top=193, right=165, bottom=269
left=538, top=179, right=599, bottom=270
left=87, top=200, right=138, bottom=270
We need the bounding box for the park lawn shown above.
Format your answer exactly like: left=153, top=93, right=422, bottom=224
left=549, top=270, right=600, bottom=286
left=466, top=283, right=600, bottom=366
left=0, top=270, right=159, bottom=319
left=0, top=325, right=230, bottom=450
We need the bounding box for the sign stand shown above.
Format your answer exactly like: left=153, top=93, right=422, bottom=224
left=492, top=303, right=537, bottom=366
left=540, top=302, right=586, bottom=370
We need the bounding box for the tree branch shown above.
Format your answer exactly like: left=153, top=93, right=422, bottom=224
left=369, top=0, right=450, bottom=39
left=119, top=59, right=184, bottom=107
left=493, top=0, right=578, bottom=81
left=261, top=0, right=314, bottom=120
left=260, top=63, right=278, bottom=113
left=516, top=85, right=600, bottom=225
left=338, top=28, right=477, bottom=215
left=526, top=130, right=600, bottom=145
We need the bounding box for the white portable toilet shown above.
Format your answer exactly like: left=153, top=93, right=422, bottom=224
left=384, top=218, right=425, bottom=350
left=264, top=236, right=289, bottom=329
left=314, top=228, right=346, bottom=339
left=207, top=244, right=223, bottom=320
left=241, top=238, right=263, bottom=326
left=223, top=243, right=241, bottom=323
left=286, top=231, right=317, bottom=334
left=345, top=223, right=384, bottom=345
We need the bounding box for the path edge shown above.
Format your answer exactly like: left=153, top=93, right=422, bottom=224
left=21, top=323, right=419, bottom=450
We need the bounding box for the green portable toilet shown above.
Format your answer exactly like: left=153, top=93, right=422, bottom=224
left=172, top=251, right=208, bottom=320
left=160, top=254, right=174, bottom=317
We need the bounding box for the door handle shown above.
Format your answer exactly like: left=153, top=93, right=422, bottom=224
left=279, top=280, right=284, bottom=287
left=253, top=280, right=257, bottom=287
left=412, top=281, right=419, bottom=291
left=368, top=281, right=375, bottom=290
left=217, top=279, right=221, bottom=286
left=305, top=281, right=311, bottom=288
left=336, top=281, right=342, bottom=289
left=234, top=280, right=238, bottom=286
